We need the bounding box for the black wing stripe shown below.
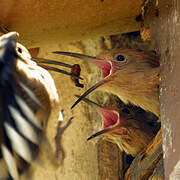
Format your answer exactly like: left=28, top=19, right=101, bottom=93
left=14, top=94, right=42, bottom=129
left=4, top=122, right=32, bottom=163
left=8, top=105, right=39, bottom=144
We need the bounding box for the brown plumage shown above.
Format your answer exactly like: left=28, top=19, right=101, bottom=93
left=57, top=49, right=162, bottom=179
left=81, top=97, right=157, bottom=157
left=0, top=32, right=59, bottom=180
left=53, top=49, right=160, bottom=117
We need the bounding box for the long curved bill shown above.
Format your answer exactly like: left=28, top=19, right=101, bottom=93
left=52, top=51, right=96, bottom=61
left=39, top=64, right=83, bottom=80
left=32, top=57, right=72, bottom=68
left=87, top=128, right=111, bottom=141
left=52, top=51, right=112, bottom=79
left=71, top=78, right=108, bottom=109
left=74, top=95, right=103, bottom=108
left=32, top=57, right=83, bottom=80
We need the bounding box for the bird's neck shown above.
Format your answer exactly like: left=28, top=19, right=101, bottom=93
left=108, top=123, right=154, bottom=157
left=101, top=69, right=160, bottom=116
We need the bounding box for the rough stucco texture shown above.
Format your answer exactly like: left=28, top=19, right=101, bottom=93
left=144, top=0, right=180, bottom=179
left=0, top=0, right=142, bottom=46
left=24, top=37, right=120, bottom=180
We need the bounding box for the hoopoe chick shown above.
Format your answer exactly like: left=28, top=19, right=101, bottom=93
left=85, top=99, right=156, bottom=157
left=53, top=49, right=160, bottom=117
left=0, top=32, right=59, bottom=180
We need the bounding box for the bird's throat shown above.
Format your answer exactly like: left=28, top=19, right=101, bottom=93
left=91, top=60, right=112, bottom=78
left=97, top=108, right=122, bottom=129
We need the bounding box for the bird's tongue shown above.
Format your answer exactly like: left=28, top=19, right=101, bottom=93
left=97, top=108, right=118, bottom=128
left=91, top=60, right=111, bottom=78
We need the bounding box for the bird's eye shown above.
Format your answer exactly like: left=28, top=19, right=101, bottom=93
left=122, top=108, right=130, bottom=114
left=116, top=55, right=125, bottom=61
left=17, top=47, right=22, bottom=53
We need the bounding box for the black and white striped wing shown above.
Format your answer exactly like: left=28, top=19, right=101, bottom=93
left=0, top=32, right=44, bottom=180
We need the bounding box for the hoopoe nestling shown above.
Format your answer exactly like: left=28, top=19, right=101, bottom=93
left=53, top=50, right=160, bottom=117
left=57, top=49, right=162, bottom=179
left=76, top=96, right=158, bottom=157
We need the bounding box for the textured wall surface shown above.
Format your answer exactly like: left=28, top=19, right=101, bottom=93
left=0, top=0, right=142, bottom=46
left=26, top=32, right=153, bottom=180
left=2, top=0, right=170, bottom=179
left=2, top=0, right=179, bottom=178
left=27, top=37, right=120, bottom=180
left=144, top=0, right=180, bottom=179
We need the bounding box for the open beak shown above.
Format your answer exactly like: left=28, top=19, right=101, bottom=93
left=52, top=51, right=113, bottom=79
left=73, top=96, right=123, bottom=141
left=71, top=78, right=108, bottom=109
left=74, top=95, right=113, bottom=140
left=53, top=51, right=97, bottom=61
left=87, top=124, right=127, bottom=141
left=32, top=57, right=72, bottom=68
left=52, top=51, right=115, bottom=109
left=87, top=128, right=111, bottom=141
left=32, top=57, right=83, bottom=80
left=74, top=95, right=120, bottom=129
left=74, top=95, right=111, bottom=140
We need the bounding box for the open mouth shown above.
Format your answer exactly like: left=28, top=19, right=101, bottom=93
left=51, top=51, right=118, bottom=109
left=97, top=108, right=119, bottom=129
left=31, top=56, right=84, bottom=88
left=74, top=95, right=127, bottom=141
left=52, top=51, right=115, bottom=79
left=87, top=108, right=122, bottom=141
left=89, top=59, right=112, bottom=78
left=87, top=107, right=130, bottom=141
